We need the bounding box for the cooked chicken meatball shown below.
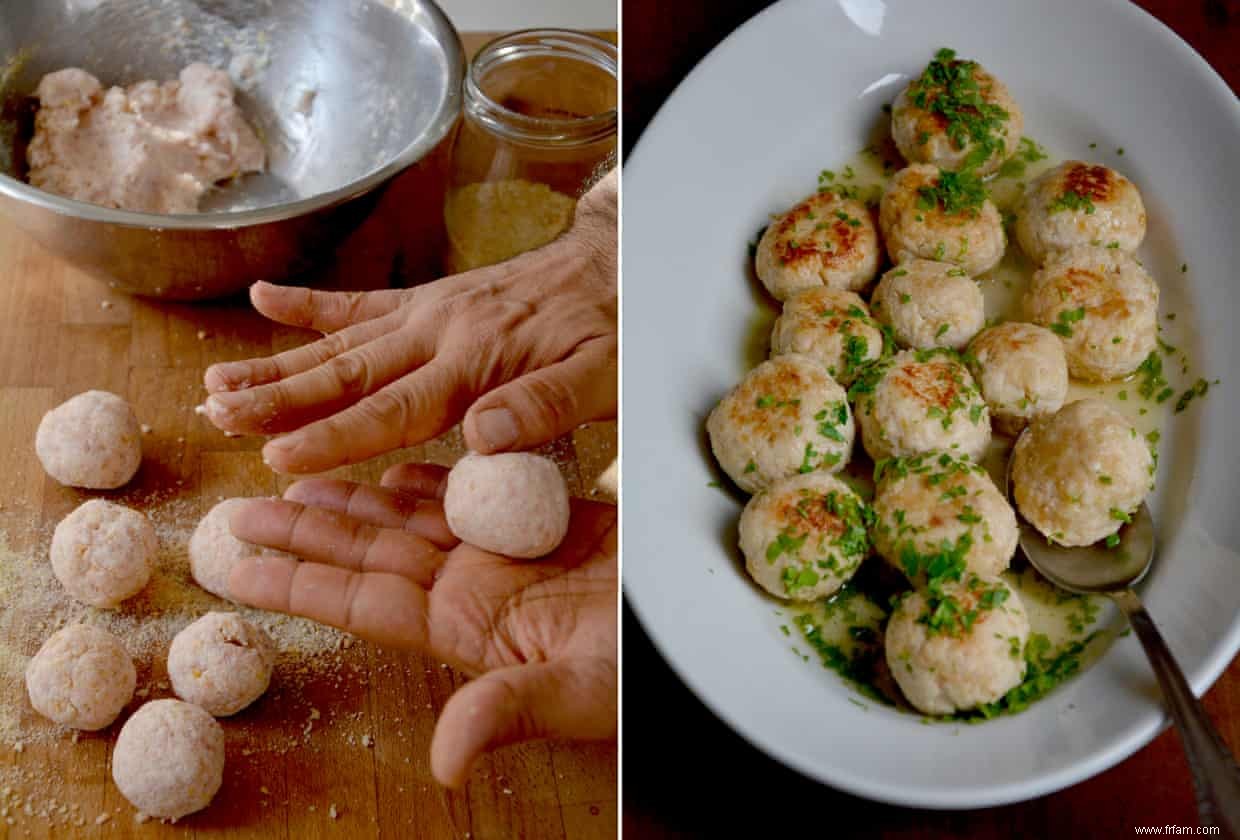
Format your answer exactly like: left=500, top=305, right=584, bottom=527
left=1010, top=399, right=1154, bottom=546
left=1024, top=247, right=1159, bottom=381
left=879, top=164, right=1005, bottom=276
left=886, top=575, right=1030, bottom=715
left=871, top=259, right=984, bottom=350
left=890, top=48, right=1024, bottom=176
left=1015, top=161, right=1146, bottom=264
left=967, top=322, right=1069, bottom=436
left=872, top=451, right=1017, bottom=582
left=852, top=349, right=991, bottom=462
left=754, top=190, right=881, bottom=300
left=738, top=472, right=871, bottom=601
left=707, top=354, right=855, bottom=494
left=769, top=288, right=884, bottom=385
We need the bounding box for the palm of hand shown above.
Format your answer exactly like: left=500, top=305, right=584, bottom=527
left=225, top=462, right=617, bottom=788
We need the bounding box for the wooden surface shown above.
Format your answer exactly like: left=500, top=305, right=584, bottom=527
left=0, top=31, right=616, bottom=840
left=621, top=1, right=1240, bottom=837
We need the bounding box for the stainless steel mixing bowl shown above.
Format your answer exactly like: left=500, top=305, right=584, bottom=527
left=0, top=0, right=464, bottom=300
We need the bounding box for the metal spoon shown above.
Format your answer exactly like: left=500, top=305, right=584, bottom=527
left=1006, top=431, right=1240, bottom=836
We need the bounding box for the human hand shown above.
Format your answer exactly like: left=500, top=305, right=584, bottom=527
left=226, top=462, right=618, bottom=787
left=202, top=170, right=618, bottom=474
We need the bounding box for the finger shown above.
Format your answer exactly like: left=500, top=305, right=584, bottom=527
left=250, top=281, right=409, bottom=332
left=283, top=478, right=456, bottom=548
left=379, top=463, right=451, bottom=499
left=262, top=359, right=469, bottom=474
left=430, top=657, right=618, bottom=788
left=228, top=554, right=430, bottom=650
left=205, top=327, right=432, bottom=434
left=230, top=498, right=444, bottom=585
left=462, top=338, right=616, bottom=454
left=204, top=314, right=399, bottom=395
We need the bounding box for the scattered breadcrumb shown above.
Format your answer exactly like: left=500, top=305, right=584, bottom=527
left=100, top=301, right=113, bottom=310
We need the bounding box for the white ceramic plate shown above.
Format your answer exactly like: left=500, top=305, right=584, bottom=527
left=623, top=0, right=1240, bottom=808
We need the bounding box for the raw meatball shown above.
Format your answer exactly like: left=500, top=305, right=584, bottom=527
left=891, top=49, right=1023, bottom=176
left=754, top=190, right=880, bottom=300
left=1010, top=399, right=1154, bottom=546
left=444, top=452, right=570, bottom=558
left=190, top=499, right=299, bottom=601
left=112, top=699, right=225, bottom=820
left=51, top=499, right=155, bottom=608
left=872, top=452, right=1017, bottom=582
left=1024, top=247, right=1158, bottom=381
left=738, top=472, right=871, bottom=601
left=879, top=165, right=1005, bottom=276
left=35, top=390, right=141, bottom=489
left=1015, top=161, right=1146, bottom=263
left=967, top=322, right=1069, bottom=435
left=852, top=349, right=990, bottom=462
left=707, top=354, right=855, bottom=494
left=168, top=612, right=275, bottom=717
left=769, top=287, right=884, bottom=384
left=870, top=259, right=984, bottom=350
left=25, top=624, right=135, bottom=730
left=886, top=575, right=1029, bottom=715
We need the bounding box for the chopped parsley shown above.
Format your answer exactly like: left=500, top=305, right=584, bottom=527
left=1047, top=189, right=1096, bottom=215
left=1174, top=378, right=1212, bottom=413
left=916, top=169, right=988, bottom=216
left=1049, top=306, right=1086, bottom=337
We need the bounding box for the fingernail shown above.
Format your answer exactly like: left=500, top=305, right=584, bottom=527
left=474, top=408, right=520, bottom=451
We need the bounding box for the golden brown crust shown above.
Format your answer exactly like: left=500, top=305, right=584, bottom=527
left=891, top=359, right=962, bottom=410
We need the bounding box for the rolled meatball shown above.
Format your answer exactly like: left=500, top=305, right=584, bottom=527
left=879, top=165, right=1005, bottom=276
left=872, top=451, right=1017, bottom=582
left=852, top=349, right=991, bottom=462
left=1010, top=399, right=1154, bottom=547
left=754, top=190, right=880, bottom=300
left=50, top=499, right=155, bottom=608
left=967, top=322, right=1069, bottom=436
left=168, top=612, right=276, bottom=717
left=707, top=355, right=855, bottom=494
left=769, top=288, right=884, bottom=385
left=25, top=623, right=135, bottom=731
left=112, top=699, right=225, bottom=819
left=1015, top=161, right=1146, bottom=264
left=871, top=259, right=984, bottom=350
left=886, top=575, right=1029, bottom=715
left=738, top=472, right=871, bottom=601
left=891, top=49, right=1023, bottom=176
left=1024, top=247, right=1158, bottom=381
left=444, top=452, right=571, bottom=558
left=35, top=390, right=141, bottom=489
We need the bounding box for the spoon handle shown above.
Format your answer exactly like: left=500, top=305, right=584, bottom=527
left=1112, top=588, right=1240, bottom=836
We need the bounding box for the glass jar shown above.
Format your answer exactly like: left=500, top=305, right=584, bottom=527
left=443, top=29, right=618, bottom=274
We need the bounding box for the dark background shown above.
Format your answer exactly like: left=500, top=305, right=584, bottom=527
left=620, top=1, right=1240, bottom=837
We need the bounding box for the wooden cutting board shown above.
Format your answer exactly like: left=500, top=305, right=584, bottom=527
left=0, top=32, right=617, bottom=840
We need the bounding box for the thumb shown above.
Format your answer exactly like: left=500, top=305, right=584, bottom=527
left=462, top=339, right=617, bottom=453
left=430, top=657, right=617, bottom=788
